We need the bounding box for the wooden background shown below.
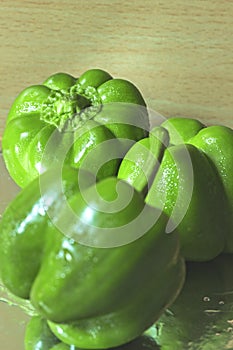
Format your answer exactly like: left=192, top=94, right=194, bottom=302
left=0, top=1, right=232, bottom=349
left=1, top=0, right=233, bottom=142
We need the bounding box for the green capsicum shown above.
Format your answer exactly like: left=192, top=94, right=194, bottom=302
left=2, top=69, right=149, bottom=188
left=24, top=254, right=233, bottom=350
left=25, top=315, right=160, bottom=350
left=0, top=166, right=185, bottom=349
left=118, top=117, right=233, bottom=261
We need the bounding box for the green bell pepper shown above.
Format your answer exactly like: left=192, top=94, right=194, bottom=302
left=0, top=166, right=185, bottom=349
left=2, top=69, right=149, bottom=188
left=118, top=117, right=233, bottom=261
left=25, top=316, right=160, bottom=350
left=24, top=254, right=233, bottom=350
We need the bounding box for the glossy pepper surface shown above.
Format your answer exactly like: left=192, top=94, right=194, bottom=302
left=2, top=69, right=149, bottom=188
left=118, top=117, right=233, bottom=261
left=25, top=315, right=160, bottom=350
left=0, top=166, right=185, bottom=349
left=24, top=255, right=233, bottom=350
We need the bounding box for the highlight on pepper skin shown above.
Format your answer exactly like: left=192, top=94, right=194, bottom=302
left=2, top=69, right=150, bottom=189
left=1, top=68, right=233, bottom=350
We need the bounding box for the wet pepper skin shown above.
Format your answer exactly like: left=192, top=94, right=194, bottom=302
left=2, top=69, right=149, bottom=188
left=118, top=117, right=233, bottom=261
left=24, top=255, right=233, bottom=350
left=25, top=316, right=160, bottom=350
left=0, top=166, right=185, bottom=349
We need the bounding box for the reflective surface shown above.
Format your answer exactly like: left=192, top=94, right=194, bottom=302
left=150, top=254, right=233, bottom=349
left=1, top=152, right=233, bottom=350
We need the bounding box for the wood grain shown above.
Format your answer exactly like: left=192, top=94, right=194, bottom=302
left=0, top=0, right=232, bottom=135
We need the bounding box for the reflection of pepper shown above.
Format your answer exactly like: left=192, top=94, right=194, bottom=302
left=118, top=117, right=233, bottom=261
left=0, top=166, right=185, bottom=349
left=152, top=254, right=233, bottom=350
left=25, top=316, right=59, bottom=350
left=25, top=316, right=160, bottom=350
left=2, top=69, right=149, bottom=188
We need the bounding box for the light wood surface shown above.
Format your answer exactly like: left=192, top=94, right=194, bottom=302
left=0, top=0, right=232, bottom=141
